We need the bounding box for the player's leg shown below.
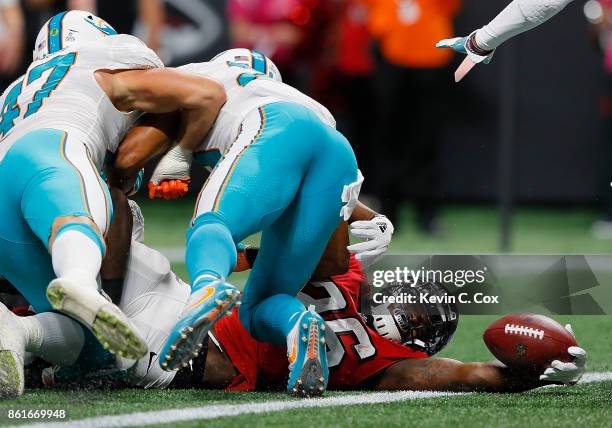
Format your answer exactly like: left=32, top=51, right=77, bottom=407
left=49, top=240, right=189, bottom=389
left=0, top=129, right=146, bottom=359
left=0, top=295, right=116, bottom=397
left=161, top=104, right=317, bottom=370
left=238, top=121, right=359, bottom=396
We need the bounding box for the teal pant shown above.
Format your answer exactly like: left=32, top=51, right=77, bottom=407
left=186, top=102, right=358, bottom=345
left=0, top=128, right=110, bottom=312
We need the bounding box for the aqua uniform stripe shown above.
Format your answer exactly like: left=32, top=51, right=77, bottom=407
left=47, top=12, right=67, bottom=54
left=250, top=50, right=267, bottom=74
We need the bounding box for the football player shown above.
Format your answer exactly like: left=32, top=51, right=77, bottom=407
left=0, top=10, right=226, bottom=397
left=114, top=48, right=362, bottom=396
left=436, top=0, right=575, bottom=81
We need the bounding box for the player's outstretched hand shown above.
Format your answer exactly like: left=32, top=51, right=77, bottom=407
left=347, top=215, right=394, bottom=267
left=149, top=145, right=193, bottom=199
left=436, top=30, right=495, bottom=82
left=539, top=324, right=587, bottom=385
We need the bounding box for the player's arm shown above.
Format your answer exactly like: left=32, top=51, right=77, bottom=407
left=96, top=68, right=226, bottom=197
left=96, top=67, right=225, bottom=151
left=100, top=187, right=134, bottom=303
left=436, top=0, right=575, bottom=81
left=111, top=112, right=180, bottom=195
left=311, top=222, right=351, bottom=280
left=375, top=333, right=587, bottom=393
left=374, top=358, right=547, bottom=393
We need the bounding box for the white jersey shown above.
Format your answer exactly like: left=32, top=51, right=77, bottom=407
left=0, top=34, right=163, bottom=169
left=178, top=61, right=336, bottom=167
left=117, top=240, right=190, bottom=388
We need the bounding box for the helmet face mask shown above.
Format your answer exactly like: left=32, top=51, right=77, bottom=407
left=367, top=281, right=459, bottom=356
left=33, top=10, right=117, bottom=61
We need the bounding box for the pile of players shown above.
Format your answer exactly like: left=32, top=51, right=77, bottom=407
left=0, top=0, right=587, bottom=400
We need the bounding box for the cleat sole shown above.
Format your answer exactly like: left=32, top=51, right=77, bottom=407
left=92, top=310, right=148, bottom=360
left=0, top=350, right=23, bottom=399
left=48, top=280, right=147, bottom=360
left=160, top=289, right=240, bottom=371
left=287, top=317, right=328, bottom=398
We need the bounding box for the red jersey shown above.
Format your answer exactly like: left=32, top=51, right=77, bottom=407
left=212, top=256, right=427, bottom=391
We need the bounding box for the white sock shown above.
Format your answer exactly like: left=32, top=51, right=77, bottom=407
left=51, top=229, right=102, bottom=288
left=19, top=313, right=85, bottom=366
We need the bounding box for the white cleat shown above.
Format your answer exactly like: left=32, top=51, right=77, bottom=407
left=47, top=278, right=147, bottom=360
left=0, top=303, right=25, bottom=398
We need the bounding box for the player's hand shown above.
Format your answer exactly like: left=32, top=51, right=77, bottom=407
left=148, top=179, right=190, bottom=200
left=347, top=215, right=394, bottom=267
left=436, top=30, right=495, bottom=82
left=128, top=199, right=145, bottom=243
left=539, top=324, right=587, bottom=385
left=148, top=145, right=193, bottom=199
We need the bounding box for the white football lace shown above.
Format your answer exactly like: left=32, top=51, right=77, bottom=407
left=504, top=324, right=545, bottom=340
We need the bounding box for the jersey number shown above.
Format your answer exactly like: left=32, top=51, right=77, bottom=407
left=299, top=281, right=376, bottom=368
left=0, top=52, right=77, bottom=137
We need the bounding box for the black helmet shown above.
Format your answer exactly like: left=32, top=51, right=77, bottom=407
left=366, top=280, right=459, bottom=356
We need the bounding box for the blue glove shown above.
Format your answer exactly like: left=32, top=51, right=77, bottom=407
left=436, top=30, right=495, bottom=82
left=436, top=36, right=468, bottom=55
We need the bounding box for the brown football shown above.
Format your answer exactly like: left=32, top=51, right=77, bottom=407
left=483, top=314, right=577, bottom=371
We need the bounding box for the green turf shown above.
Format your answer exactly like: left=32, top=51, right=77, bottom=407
left=137, top=199, right=612, bottom=254
left=189, top=382, right=612, bottom=428
left=2, top=382, right=609, bottom=428
left=1, top=315, right=609, bottom=427
left=137, top=199, right=612, bottom=283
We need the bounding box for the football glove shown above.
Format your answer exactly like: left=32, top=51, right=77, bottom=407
left=436, top=30, right=495, bottom=82
left=128, top=199, right=145, bottom=243
left=148, top=145, right=192, bottom=200
left=539, top=324, right=587, bottom=385
left=347, top=215, right=394, bottom=267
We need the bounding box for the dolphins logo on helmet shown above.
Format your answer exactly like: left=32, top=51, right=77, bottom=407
left=33, top=10, right=118, bottom=61
left=210, top=48, right=282, bottom=83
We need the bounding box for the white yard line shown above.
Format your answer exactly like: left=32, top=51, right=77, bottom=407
left=9, top=391, right=462, bottom=428
left=12, top=372, right=612, bottom=428
left=579, top=371, right=612, bottom=383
